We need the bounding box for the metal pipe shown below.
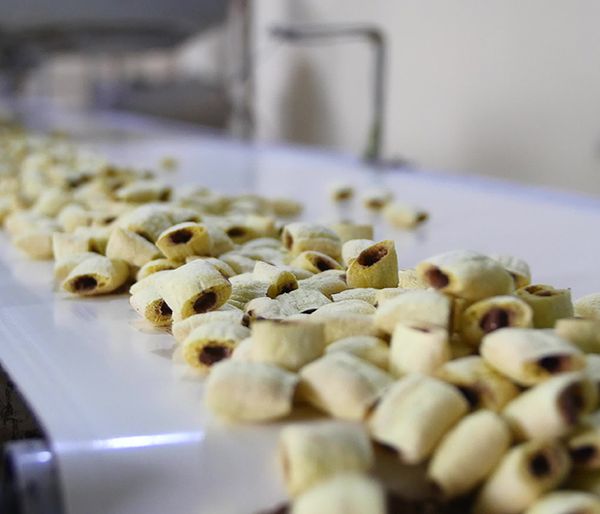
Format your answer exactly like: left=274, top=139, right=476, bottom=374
left=1, top=439, right=64, bottom=514
left=227, top=0, right=254, bottom=140
left=270, top=23, right=387, bottom=164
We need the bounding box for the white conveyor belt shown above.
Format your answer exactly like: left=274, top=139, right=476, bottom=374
left=0, top=106, right=599, bottom=514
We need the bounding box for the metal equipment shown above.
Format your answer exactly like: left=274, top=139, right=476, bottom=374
left=0, top=0, right=227, bottom=95
left=271, top=23, right=388, bottom=165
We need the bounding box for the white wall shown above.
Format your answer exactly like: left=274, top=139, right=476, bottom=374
left=254, top=1, right=600, bottom=195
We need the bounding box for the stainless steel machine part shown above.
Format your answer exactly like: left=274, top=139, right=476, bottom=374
left=1, top=439, right=63, bottom=514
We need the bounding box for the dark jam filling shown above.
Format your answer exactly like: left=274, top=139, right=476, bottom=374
left=570, top=445, right=597, bottom=464
left=367, top=199, right=384, bottom=210
left=73, top=276, right=97, bottom=292
left=537, top=355, right=566, bottom=373
left=357, top=245, right=388, bottom=267
left=558, top=383, right=585, bottom=424
left=528, top=452, right=552, bottom=478
left=283, top=232, right=293, bottom=249
left=314, top=257, right=334, bottom=271
left=199, top=345, right=231, bottom=366
left=158, top=301, right=172, bottom=317
left=425, top=267, right=449, bottom=289
left=336, top=190, right=352, bottom=201
left=193, top=291, right=217, bottom=313
left=169, top=230, right=192, bottom=244
left=479, top=308, right=510, bottom=333
left=457, top=386, right=480, bottom=409
left=279, top=283, right=297, bottom=294
left=227, top=227, right=246, bottom=239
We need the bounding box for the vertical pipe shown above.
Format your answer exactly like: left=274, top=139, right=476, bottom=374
left=227, top=0, right=254, bottom=140
left=364, top=30, right=386, bottom=163
left=270, top=24, right=388, bottom=165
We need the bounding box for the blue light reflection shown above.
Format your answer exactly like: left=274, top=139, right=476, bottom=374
left=91, top=432, right=205, bottom=451
left=57, top=431, right=205, bottom=454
